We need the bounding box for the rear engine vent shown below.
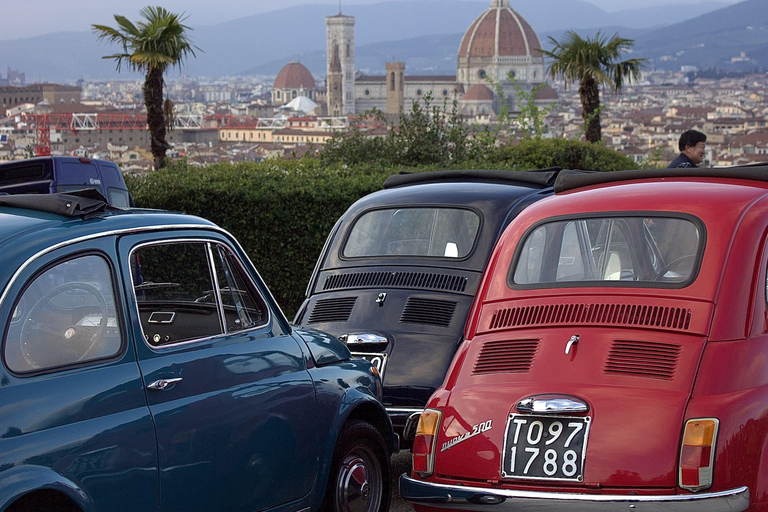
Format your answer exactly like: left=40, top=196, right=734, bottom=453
left=308, top=297, right=357, bottom=324
left=489, top=303, right=692, bottom=331
left=323, top=271, right=468, bottom=292
left=473, top=339, right=539, bottom=375
left=400, top=298, right=457, bottom=327
left=604, top=340, right=681, bottom=380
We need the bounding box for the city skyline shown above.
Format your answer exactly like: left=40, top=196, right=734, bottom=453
left=2, top=0, right=744, bottom=41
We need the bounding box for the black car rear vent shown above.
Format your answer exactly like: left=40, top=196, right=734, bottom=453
left=400, top=298, right=457, bottom=327
left=605, top=340, right=681, bottom=380
left=489, top=303, right=692, bottom=331
left=473, top=339, right=539, bottom=375
left=308, top=297, right=358, bottom=324
left=323, top=271, right=468, bottom=292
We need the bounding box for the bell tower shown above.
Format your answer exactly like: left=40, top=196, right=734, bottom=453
left=326, top=12, right=355, bottom=115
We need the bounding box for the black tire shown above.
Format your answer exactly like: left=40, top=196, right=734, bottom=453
left=321, top=419, right=391, bottom=512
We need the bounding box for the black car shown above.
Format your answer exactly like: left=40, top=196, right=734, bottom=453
left=293, top=168, right=559, bottom=443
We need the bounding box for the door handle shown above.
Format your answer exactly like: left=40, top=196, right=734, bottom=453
left=147, top=377, right=182, bottom=391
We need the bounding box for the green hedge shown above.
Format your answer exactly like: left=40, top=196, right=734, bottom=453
left=125, top=141, right=638, bottom=317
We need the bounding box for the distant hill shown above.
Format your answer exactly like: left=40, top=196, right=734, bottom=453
left=0, top=0, right=759, bottom=82
left=634, top=0, right=768, bottom=70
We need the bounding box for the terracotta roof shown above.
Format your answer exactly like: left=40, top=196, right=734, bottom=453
left=274, top=62, right=316, bottom=90
left=463, top=84, right=494, bottom=101
left=458, top=0, right=542, bottom=59
left=534, top=84, right=558, bottom=101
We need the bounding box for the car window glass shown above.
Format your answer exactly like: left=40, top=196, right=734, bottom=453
left=212, top=245, right=268, bottom=332
left=4, top=254, right=122, bottom=373
left=343, top=207, right=480, bottom=258
left=108, top=188, right=131, bottom=207
left=512, top=216, right=701, bottom=287
left=132, top=242, right=223, bottom=346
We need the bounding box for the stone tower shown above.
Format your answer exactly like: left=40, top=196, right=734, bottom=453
left=327, top=44, right=344, bottom=117
left=325, top=13, right=355, bottom=115
left=385, top=61, right=405, bottom=118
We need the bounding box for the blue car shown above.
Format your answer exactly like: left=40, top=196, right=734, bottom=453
left=0, top=190, right=395, bottom=512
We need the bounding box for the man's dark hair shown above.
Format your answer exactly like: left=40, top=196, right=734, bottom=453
left=679, top=130, right=707, bottom=151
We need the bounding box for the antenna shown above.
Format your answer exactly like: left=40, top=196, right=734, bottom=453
left=339, top=0, right=342, bottom=14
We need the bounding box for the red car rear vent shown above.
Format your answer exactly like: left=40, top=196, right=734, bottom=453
left=472, top=338, right=539, bottom=375
left=604, top=340, right=681, bottom=380
left=489, top=303, right=692, bottom=331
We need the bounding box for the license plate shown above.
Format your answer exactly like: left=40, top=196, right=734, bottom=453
left=501, top=414, right=590, bottom=482
left=351, top=352, right=387, bottom=376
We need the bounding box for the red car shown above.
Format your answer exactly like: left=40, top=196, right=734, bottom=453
left=399, top=167, right=768, bottom=511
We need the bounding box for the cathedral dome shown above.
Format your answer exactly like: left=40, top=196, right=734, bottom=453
left=463, top=84, right=494, bottom=101
left=274, top=62, right=316, bottom=89
left=458, top=0, right=542, bottom=59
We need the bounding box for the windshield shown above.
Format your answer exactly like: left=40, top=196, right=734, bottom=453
left=511, top=215, right=703, bottom=287
left=343, top=207, right=481, bottom=258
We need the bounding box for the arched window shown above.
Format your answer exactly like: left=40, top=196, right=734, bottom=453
left=390, top=73, right=395, bottom=91
left=292, top=90, right=297, bottom=99
left=346, top=44, right=350, bottom=57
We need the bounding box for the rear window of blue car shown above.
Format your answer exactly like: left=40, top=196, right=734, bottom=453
left=343, top=207, right=481, bottom=259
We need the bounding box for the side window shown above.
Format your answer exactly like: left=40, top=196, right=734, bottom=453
left=133, top=242, right=223, bottom=346
left=4, top=254, right=122, bottom=373
left=212, top=246, right=268, bottom=332
left=131, top=241, right=268, bottom=346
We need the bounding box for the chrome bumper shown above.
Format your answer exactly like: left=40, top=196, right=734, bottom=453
left=400, top=475, right=750, bottom=512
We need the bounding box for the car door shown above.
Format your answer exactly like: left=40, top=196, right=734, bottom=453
left=117, top=232, right=319, bottom=512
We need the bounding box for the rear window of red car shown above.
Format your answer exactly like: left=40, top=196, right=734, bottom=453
left=510, top=214, right=704, bottom=288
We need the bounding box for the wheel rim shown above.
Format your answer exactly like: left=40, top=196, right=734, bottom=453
left=336, top=448, right=382, bottom=512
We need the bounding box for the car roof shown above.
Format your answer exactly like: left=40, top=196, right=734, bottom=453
left=553, top=165, right=768, bottom=193
left=0, top=193, right=216, bottom=290
left=383, top=168, right=560, bottom=189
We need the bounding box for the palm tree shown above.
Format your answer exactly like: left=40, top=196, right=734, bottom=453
left=93, top=7, right=198, bottom=169
left=541, top=31, right=645, bottom=143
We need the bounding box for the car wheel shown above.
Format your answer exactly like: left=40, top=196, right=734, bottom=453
left=322, top=419, right=391, bottom=512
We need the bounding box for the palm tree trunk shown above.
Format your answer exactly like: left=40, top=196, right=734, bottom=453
left=579, top=76, right=601, bottom=143
left=144, top=67, right=168, bottom=169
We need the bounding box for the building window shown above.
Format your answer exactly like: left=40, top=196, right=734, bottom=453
left=365, top=89, right=370, bottom=96
left=416, top=89, right=422, bottom=96
left=390, top=73, right=395, bottom=91
left=292, top=90, right=297, bottom=99
left=442, top=89, right=448, bottom=96
left=346, top=43, right=350, bottom=57
left=478, top=69, right=487, bottom=79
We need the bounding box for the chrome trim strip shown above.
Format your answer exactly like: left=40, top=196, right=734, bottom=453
left=399, top=475, right=750, bottom=512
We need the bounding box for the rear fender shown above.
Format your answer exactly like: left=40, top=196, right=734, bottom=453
left=0, top=465, right=94, bottom=512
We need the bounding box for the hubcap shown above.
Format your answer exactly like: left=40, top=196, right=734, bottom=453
left=337, top=453, right=380, bottom=512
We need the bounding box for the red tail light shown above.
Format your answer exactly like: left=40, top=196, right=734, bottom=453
left=412, top=409, right=442, bottom=477
left=679, top=418, right=718, bottom=492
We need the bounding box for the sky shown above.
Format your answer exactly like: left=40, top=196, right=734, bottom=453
left=0, top=0, right=744, bottom=41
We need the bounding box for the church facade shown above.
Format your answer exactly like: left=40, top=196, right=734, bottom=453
left=274, top=0, right=557, bottom=118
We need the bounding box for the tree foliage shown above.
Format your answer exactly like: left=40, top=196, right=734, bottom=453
left=93, top=7, right=198, bottom=169
left=542, top=31, right=645, bottom=143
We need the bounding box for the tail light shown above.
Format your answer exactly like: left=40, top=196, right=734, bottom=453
left=679, top=418, right=718, bottom=492
left=412, top=409, right=442, bottom=477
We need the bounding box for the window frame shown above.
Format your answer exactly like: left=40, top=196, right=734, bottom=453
left=3, top=250, right=127, bottom=376
left=339, top=205, right=484, bottom=262
left=129, top=238, right=271, bottom=350
left=507, top=211, right=707, bottom=290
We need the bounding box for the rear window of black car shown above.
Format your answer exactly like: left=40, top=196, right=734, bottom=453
left=511, top=215, right=704, bottom=288
left=343, top=207, right=481, bottom=259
